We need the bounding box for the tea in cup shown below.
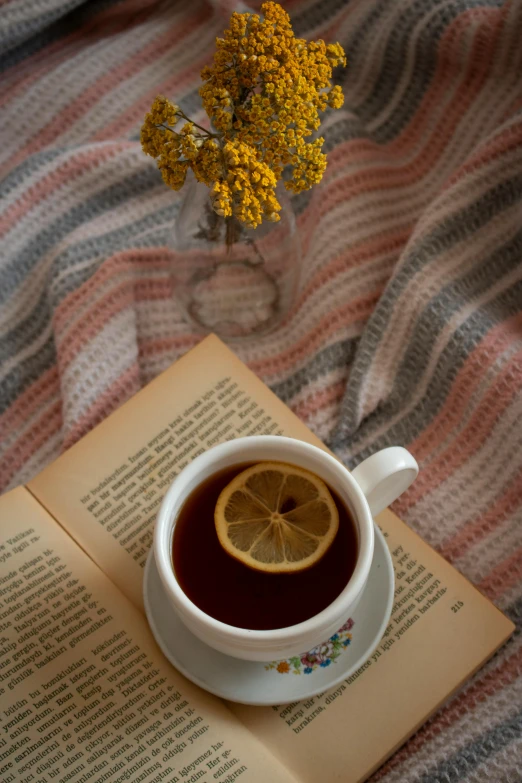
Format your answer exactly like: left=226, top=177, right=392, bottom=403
left=154, top=436, right=418, bottom=662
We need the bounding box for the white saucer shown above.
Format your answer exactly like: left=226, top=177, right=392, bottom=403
left=143, top=525, right=393, bottom=706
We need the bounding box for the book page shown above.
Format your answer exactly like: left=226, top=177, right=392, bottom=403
left=0, top=488, right=295, bottom=783
left=28, top=335, right=328, bottom=609
left=26, top=335, right=514, bottom=782
left=230, top=509, right=514, bottom=783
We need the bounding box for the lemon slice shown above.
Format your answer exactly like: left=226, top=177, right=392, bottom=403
left=214, top=462, right=339, bottom=573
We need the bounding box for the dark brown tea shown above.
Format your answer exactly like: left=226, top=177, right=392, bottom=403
left=172, top=464, right=358, bottom=630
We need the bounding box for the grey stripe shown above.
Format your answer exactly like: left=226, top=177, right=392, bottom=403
left=0, top=0, right=86, bottom=59
left=418, top=708, right=522, bottom=783
left=0, top=214, right=174, bottom=414
left=0, top=288, right=50, bottom=367
left=333, top=0, right=396, bottom=67
left=345, top=229, right=522, bottom=454
left=0, top=0, right=121, bottom=74
left=292, top=0, right=357, bottom=37
left=321, top=114, right=374, bottom=152
left=270, top=337, right=357, bottom=404
left=45, top=203, right=176, bottom=307
left=332, top=173, right=522, bottom=445
left=415, top=594, right=521, bottom=781
left=504, top=594, right=522, bottom=630
left=1, top=148, right=67, bottom=197
left=0, top=217, right=170, bottom=370
left=0, top=335, right=57, bottom=415
left=331, top=273, right=522, bottom=464
left=0, top=167, right=161, bottom=305
left=345, top=0, right=502, bottom=142
left=383, top=228, right=522, bottom=401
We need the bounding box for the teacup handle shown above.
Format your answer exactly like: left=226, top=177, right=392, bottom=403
left=351, top=447, right=419, bottom=518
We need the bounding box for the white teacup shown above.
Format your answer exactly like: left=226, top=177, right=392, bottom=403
left=153, top=436, right=418, bottom=662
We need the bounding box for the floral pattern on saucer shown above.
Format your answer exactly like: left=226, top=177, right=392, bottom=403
left=265, top=618, right=355, bottom=675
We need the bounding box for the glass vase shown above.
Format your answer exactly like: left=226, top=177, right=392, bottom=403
left=170, top=173, right=301, bottom=340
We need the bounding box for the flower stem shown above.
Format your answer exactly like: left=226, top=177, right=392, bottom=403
left=178, top=110, right=216, bottom=136
left=225, top=217, right=235, bottom=250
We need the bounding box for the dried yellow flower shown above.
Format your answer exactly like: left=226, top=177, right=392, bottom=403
left=141, top=1, right=346, bottom=227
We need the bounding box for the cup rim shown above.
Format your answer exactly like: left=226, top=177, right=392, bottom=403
left=153, top=436, right=375, bottom=647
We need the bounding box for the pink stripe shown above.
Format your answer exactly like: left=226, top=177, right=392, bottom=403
left=52, top=248, right=170, bottom=333
left=445, top=118, right=522, bottom=187
left=138, top=287, right=378, bottom=370
left=321, top=10, right=469, bottom=179
left=0, top=366, right=59, bottom=435
left=139, top=289, right=381, bottom=377
left=62, top=363, right=141, bottom=450
left=439, top=466, right=522, bottom=562
left=57, top=278, right=169, bottom=370
left=293, top=380, right=346, bottom=421
left=138, top=335, right=201, bottom=362
left=0, top=142, right=133, bottom=238
left=479, top=546, right=522, bottom=600
left=53, top=251, right=174, bottom=370
left=320, top=1, right=355, bottom=42
left=387, top=6, right=506, bottom=160
left=54, top=230, right=391, bottom=377
left=58, top=282, right=138, bottom=368
left=326, top=115, right=522, bottom=205
left=501, top=95, right=522, bottom=123
left=295, top=229, right=409, bottom=311
left=0, top=401, right=62, bottom=490
left=6, top=5, right=209, bottom=174
left=252, top=295, right=381, bottom=376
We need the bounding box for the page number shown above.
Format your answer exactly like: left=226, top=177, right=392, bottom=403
left=451, top=601, right=464, bottom=613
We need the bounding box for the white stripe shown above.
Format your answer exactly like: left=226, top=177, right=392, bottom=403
left=455, top=506, right=522, bottom=585
left=60, top=308, right=138, bottom=431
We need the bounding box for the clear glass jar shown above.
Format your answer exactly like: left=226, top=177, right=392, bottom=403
left=170, top=173, right=301, bottom=340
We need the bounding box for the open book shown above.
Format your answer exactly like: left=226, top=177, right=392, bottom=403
left=1, top=335, right=513, bottom=783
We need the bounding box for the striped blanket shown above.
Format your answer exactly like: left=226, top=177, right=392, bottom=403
left=1, top=0, right=521, bottom=779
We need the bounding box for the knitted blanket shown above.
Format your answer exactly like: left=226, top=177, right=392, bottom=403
left=1, top=1, right=521, bottom=780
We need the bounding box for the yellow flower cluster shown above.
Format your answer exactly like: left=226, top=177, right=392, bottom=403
left=140, top=98, right=186, bottom=189
left=210, top=140, right=280, bottom=227
left=141, top=2, right=346, bottom=228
